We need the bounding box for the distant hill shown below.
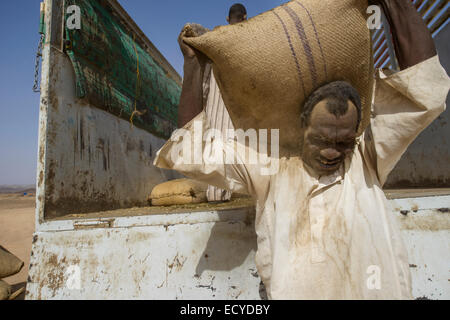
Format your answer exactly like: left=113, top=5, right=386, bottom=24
left=0, top=185, right=36, bottom=194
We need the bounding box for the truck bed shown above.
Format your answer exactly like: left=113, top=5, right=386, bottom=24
left=46, top=189, right=450, bottom=222
left=48, top=197, right=255, bottom=221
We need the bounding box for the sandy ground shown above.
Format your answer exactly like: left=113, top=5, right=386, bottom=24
left=0, top=193, right=35, bottom=300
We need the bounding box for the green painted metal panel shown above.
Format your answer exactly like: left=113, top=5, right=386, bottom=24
left=64, top=0, right=180, bottom=139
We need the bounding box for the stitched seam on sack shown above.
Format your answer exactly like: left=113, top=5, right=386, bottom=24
left=293, top=0, right=328, bottom=80
left=272, top=10, right=306, bottom=99
left=282, top=4, right=318, bottom=87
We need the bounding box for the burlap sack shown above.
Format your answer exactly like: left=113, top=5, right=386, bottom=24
left=0, top=246, right=24, bottom=279
left=0, top=280, right=11, bottom=300
left=149, top=179, right=208, bottom=206
left=184, top=0, right=373, bottom=156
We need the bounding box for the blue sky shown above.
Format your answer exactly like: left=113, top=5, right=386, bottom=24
left=0, top=0, right=285, bottom=185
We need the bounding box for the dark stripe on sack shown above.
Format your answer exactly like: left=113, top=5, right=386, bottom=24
left=273, top=11, right=306, bottom=98
left=282, top=4, right=318, bottom=87
left=294, top=0, right=328, bottom=79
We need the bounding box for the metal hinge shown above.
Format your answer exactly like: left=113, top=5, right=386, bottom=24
left=73, top=219, right=115, bottom=230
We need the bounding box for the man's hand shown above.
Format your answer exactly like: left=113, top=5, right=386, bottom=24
left=368, top=0, right=436, bottom=70
left=178, top=24, right=210, bottom=62
left=178, top=30, right=197, bottom=59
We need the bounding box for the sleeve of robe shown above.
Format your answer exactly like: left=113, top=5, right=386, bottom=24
left=153, top=110, right=272, bottom=196
left=365, top=55, right=450, bottom=186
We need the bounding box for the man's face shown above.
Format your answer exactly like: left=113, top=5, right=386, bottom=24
left=301, top=99, right=358, bottom=176
left=227, top=15, right=247, bottom=25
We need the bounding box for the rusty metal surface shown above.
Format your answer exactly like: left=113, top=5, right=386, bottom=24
left=40, top=50, right=179, bottom=218
left=64, top=0, right=181, bottom=138
left=36, top=0, right=180, bottom=219
left=26, top=208, right=262, bottom=300
left=385, top=188, right=450, bottom=199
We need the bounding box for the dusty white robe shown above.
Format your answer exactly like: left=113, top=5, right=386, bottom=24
left=155, top=56, right=450, bottom=299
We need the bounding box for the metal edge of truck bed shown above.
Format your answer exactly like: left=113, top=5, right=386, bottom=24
left=36, top=204, right=256, bottom=233
left=35, top=193, right=450, bottom=233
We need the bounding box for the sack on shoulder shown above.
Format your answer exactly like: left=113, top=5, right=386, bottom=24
left=184, top=0, right=373, bottom=156
left=0, top=246, right=24, bottom=279
left=0, top=280, right=11, bottom=300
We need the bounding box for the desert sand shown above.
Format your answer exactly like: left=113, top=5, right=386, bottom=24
left=0, top=192, right=35, bottom=300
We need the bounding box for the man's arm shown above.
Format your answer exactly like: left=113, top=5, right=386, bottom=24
left=157, top=26, right=272, bottom=197
left=155, top=111, right=272, bottom=196
left=363, top=1, right=449, bottom=186
left=370, top=0, right=436, bottom=70
left=177, top=30, right=207, bottom=128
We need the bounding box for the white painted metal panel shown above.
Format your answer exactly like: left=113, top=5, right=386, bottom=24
left=27, top=209, right=262, bottom=300
left=403, top=230, right=449, bottom=300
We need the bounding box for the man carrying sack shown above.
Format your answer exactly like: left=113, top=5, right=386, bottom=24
left=155, top=0, right=450, bottom=299
left=177, top=3, right=248, bottom=203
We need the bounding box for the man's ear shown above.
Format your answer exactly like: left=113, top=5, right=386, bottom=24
left=243, top=14, right=247, bottom=20
left=226, top=16, right=230, bottom=23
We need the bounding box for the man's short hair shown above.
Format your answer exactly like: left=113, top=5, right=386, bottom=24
left=229, top=3, right=247, bottom=20
left=300, top=81, right=362, bottom=131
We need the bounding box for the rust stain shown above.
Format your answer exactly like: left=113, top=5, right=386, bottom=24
left=45, top=196, right=122, bottom=218
left=126, top=138, right=136, bottom=154
left=37, top=254, right=81, bottom=295
left=38, top=171, right=44, bottom=187
left=74, top=220, right=114, bottom=230
left=399, top=212, right=450, bottom=231
left=48, top=85, right=59, bottom=112
left=96, top=138, right=110, bottom=171
left=385, top=177, right=450, bottom=189
left=45, top=160, right=56, bottom=202
left=107, top=139, right=110, bottom=171
left=167, top=253, right=187, bottom=273
left=125, top=232, right=153, bottom=245
left=79, top=118, right=85, bottom=159
left=38, top=143, right=45, bottom=166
